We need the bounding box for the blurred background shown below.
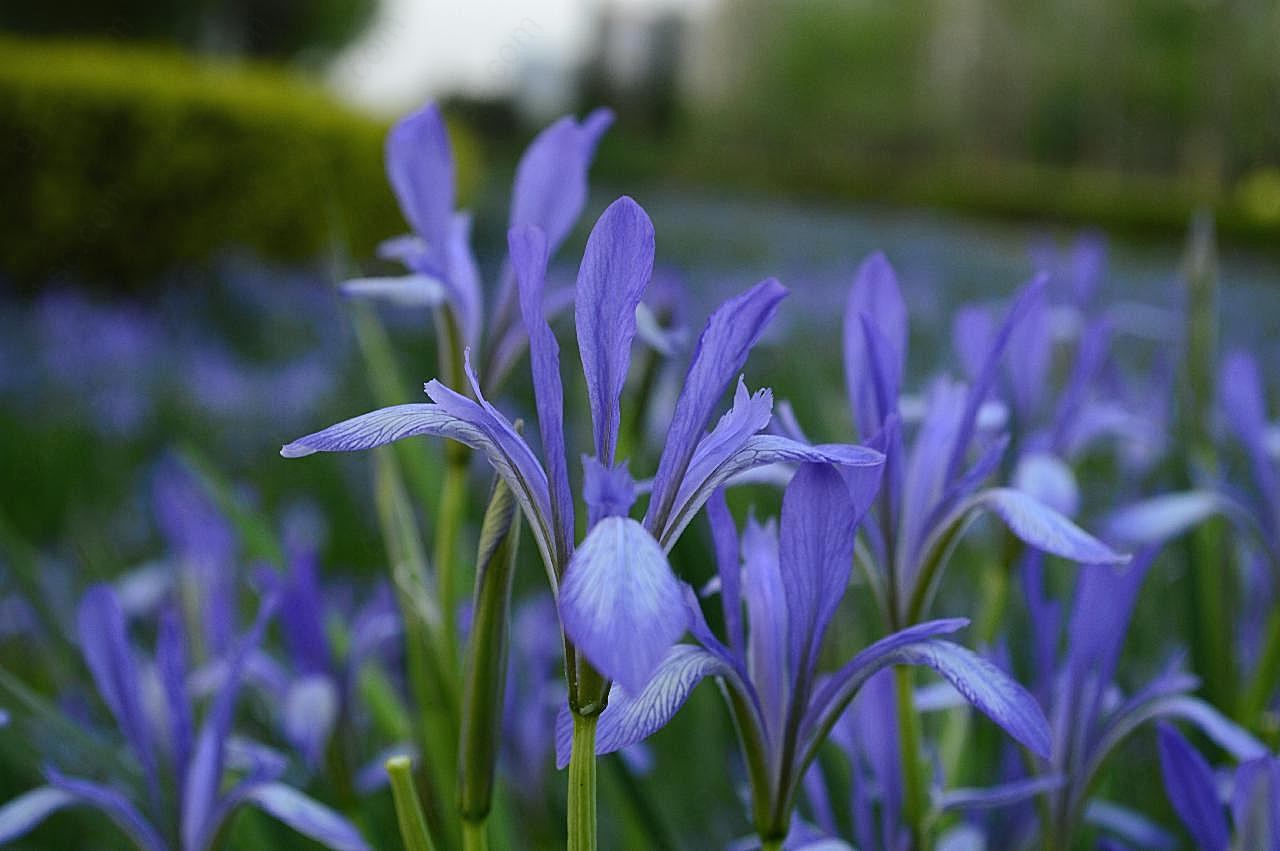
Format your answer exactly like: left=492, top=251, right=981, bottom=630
left=1, top=3, right=1279, bottom=847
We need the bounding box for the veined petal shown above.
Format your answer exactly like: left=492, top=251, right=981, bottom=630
left=386, top=102, right=453, bottom=251
left=242, top=783, right=371, bottom=851
left=283, top=399, right=557, bottom=572
left=779, top=464, right=857, bottom=676
left=510, top=108, right=614, bottom=254
left=658, top=436, right=881, bottom=551
left=0, top=787, right=76, bottom=845
left=669, top=377, right=772, bottom=513
left=1156, top=723, right=1229, bottom=851
left=511, top=225, right=574, bottom=560
left=964, top=488, right=1128, bottom=565
left=646, top=278, right=789, bottom=536
left=844, top=253, right=906, bottom=438
left=553, top=644, right=729, bottom=768
left=575, top=196, right=655, bottom=466
left=558, top=517, right=688, bottom=694
left=338, top=274, right=447, bottom=307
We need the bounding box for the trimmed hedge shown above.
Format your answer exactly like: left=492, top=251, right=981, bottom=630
left=0, top=37, right=478, bottom=289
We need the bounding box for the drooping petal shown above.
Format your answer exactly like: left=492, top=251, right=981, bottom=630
left=510, top=108, right=614, bottom=254
left=1012, top=452, right=1080, bottom=519
left=242, top=783, right=371, bottom=851
left=844, top=253, right=907, bottom=438
left=553, top=644, right=729, bottom=768
left=338, top=274, right=447, bottom=307
left=558, top=517, right=688, bottom=694
left=511, top=225, right=574, bottom=559
left=575, top=196, right=655, bottom=466
left=76, top=586, right=159, bottom=801
left=645, top=278, right=789, bottom=535
left=44, top=770, right=167, bottom=851
left=0, top=787, right=75, bottom=845
left=657, top=436, right=882, bottom=551
left=386, top=102, right=453, bottom=251
left=1104, top=491, right=1227, bottom=546
left=936, top=776, right=1064, bottom=811
left=282, top=399, right=556, bottom=572
left=1156, top=723, right=1230, bottom=851
left=1084, top=800, right=1180, bottom=850
left=964, top=488, right=1128, bottom=565
left=779, top=464, right=857, bottom=676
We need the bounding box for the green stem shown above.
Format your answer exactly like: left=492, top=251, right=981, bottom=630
left=435, top=451, right=469, bottom=679
left=462, top=820, right=489, bottom=851
left=1243, top=606, right=1280, bottom=736
left=895, top=666, right=929, bottom=851
left=567, top=712, right=599, bottom=851
left=387, top=756, right=440, bottom=851
left=759, top=839, right=784, bottom=851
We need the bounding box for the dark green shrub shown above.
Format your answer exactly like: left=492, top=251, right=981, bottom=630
left=0, top=37, right=478, bottom=290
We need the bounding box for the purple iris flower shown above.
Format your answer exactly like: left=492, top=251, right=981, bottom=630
left=340, top=101, right=615, bottom=394
left=1157, top=722, right=1280, bottom=851
left=551, top=464, right=1051, bottom=844
left=283, top=197, right=881, bottom=694
left=1010, top=549, right=1267, bottom=848
left=0, top=585, right=370, bottom=851
left=836, top=252, right=1127, bottom=629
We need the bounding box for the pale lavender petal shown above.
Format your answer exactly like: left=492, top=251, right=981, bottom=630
left=1012, top=452, right=1080, bottom=519
left=0, top=787, right=75, bottom=844
left=510, top=108, right=614, bottom=253
left=553, top=644, right=728, bottom=768
left=243, top=783, right=371, bottom=851
left=1105, top=491, right=1226, bottom=546
left=1084, top=800, right=1179, bottom=850
left=582, top=456, right=637, bottom=527
left=1157, top=723, right=1229, bottom=851
left=442, top=212, right=483, bottom=346
left=375, top=234, right=424, bottom=263
left=669, top=377, right=772, bottom=510
left=338, top=274, right=447, bottom=307
left=645, top=278, right=789, bottom=536
left=901, top=379, right=967, bottom=566
left=284, top=676, right=339, bottom=769
left=575, top=196, right=655, bottom=466
left=511, top=224, right=574, bottom=558
left=386, top=102, right=453, bottom=250
left=779, top=464, right=857, bottom=675
left=558, top=517, right=688, bottom=694
left=1005, top=282, right=1052, bottom=420
left=968, top=488, right=1127, bottom=565
left=44, top=770, right=167, bottom=851
left=742, top=515, right=789, bottom=742
left=844, top=253, right=907, bottom=438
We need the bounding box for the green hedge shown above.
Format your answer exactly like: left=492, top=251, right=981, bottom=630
left=0, top=37, right=478, bottom=289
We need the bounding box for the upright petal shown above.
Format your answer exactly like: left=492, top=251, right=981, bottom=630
left=1231, top=757, right=1280, bottom=851
left=706, top=488, right=745, bottom=660
left=511, top=225, right=574, bottom=559
left=510, top=109, right=615, bottom=254
left=844, top=253, right=907, bottom=438
left=645, top=278, right=789, bottom=534
left=743, top=514, right=790, bottom=743
left=1004, top=282, right=1052, bottom=421
left=779, top=464, right=857, bottom=675
left=385, top=103, right=453, bottom=250
left=1221, top=350, right=1280, bottom=521
left=575, top=196, right=655, bottom=466
left=156, top=607, right=193, bottom=790
left=558, top=517, right=688, bottom=694
left=76, top=586, right=158, bottom=801
left=443, top=212, right=483, bottom=347
left=1156, top=724, right=1230, bottom=851
left=952, top=305, right=995, bottom=382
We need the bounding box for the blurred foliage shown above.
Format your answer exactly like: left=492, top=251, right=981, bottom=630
left=0, top=37, right=479, bottom=290
left=0, top=0, right=376, bottom=62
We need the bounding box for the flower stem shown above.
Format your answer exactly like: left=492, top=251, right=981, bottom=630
left=462, top=820, right=489, bottom=851
left=435, top=448, right=469, bottom=677
left=759, top=839, right=784, bottom=851
left=567, top=712, right=599, bottom=851
left=895, top=665, right=929, bottom=851
left=387, top=756, right=439, bottom=851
